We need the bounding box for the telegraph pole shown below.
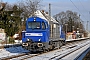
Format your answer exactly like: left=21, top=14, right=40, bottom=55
left=49, top=3, right=53, bottom=38
left=49, top=3, right=51, bottom=18
left=89, top=11, right=90, bottom=32
left=79, top=14, right=81, bottom=31
left=86, top=21, right=89, bottom=32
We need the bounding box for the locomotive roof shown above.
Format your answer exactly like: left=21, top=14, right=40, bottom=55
left=27, top=17, right=48, bottom=22
left=34, top=10, right=58, bottom=24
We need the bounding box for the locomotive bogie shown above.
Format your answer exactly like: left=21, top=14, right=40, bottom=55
left=22, top=42, right=49, bottom=51
left=22, top=40, right=64, bottom=51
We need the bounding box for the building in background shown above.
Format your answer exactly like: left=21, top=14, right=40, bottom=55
left=0, top=28, right=6, bottom=42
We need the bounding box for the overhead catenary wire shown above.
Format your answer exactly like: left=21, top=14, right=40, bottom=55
left=70, top=0, right=88, bottom=21
left=78, top=0, right=89, bottom=26
left=70, top=0, right=90, bottom=31
left=79, top=0, right=89, bottom=22
left=79, top=0, right=88, bottom=12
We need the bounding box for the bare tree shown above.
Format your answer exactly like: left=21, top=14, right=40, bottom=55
left=4, top=3, right=13, bottom=11
left=18, top=0, right=42, bottom=18
left=54, top=10, right=85, bottom=33
left=54, top=11, right=66, bottom=25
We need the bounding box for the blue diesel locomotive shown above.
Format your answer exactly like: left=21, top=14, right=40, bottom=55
left=22, top=16, right=65, bottom=52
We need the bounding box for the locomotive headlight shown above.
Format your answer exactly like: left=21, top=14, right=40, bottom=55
left=34, top=18, right=36, bottom=21
left=27, top=38, right=30, bottom=41
left=39, top=38, right=41, bottom=41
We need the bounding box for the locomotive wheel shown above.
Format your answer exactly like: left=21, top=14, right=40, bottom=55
left=52, top=45, right=55, bottom=50
left=43, top=49, right=47, bottom=53
left=46, top=49, right=49, bottom=52
left=59, top=41, right=62, bottom=49
left=43, top=48, right=49, bottom=52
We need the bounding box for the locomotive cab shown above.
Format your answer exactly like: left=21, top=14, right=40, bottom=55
left=22, top=17, right=50, bottom=51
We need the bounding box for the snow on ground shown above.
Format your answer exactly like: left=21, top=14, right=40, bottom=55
left=0, top=46, right=29, bottom=58
left=0, top=39, right=90, bottom=60
left=27, top=39, right=90, bottom=60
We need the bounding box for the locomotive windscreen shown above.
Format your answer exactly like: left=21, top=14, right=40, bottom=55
left=28, top=22, right=46, bottom=30
left=28, top=22, right=40, bottom=29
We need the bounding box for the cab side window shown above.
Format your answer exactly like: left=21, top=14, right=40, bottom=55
left=42, top=22, right=46, bottom=30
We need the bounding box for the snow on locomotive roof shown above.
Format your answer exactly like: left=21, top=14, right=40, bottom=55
left=34, top=10, right=58, bottom=24
left=34, top=10, right=47, bottom=21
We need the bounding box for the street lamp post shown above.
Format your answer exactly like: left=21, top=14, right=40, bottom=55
left=72, top=26, right=74, bottom=32
left=77, top=28, right=79, bottom=38
left=21, top=18, right=24, bottom=31
left=65, top=24, right=68, bottom=40
left=77, top=28, right=79, bottom=32
left=80, top=29, right=82, bottom=33
left=65, top=24, right=68, bottom=34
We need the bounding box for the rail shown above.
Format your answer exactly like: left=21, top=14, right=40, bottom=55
left=75, top=47, right=90, bottom=60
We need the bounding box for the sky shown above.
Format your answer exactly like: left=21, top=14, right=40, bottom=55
left=42, top=0, right=90, bottom=31
left=1, top=0, right=90, bottom=31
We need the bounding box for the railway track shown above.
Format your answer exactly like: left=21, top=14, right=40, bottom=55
left=49, top=40, right=90, bottom=60
left=0, top=51, right=42, bottom=60
left=27, top=39, right=90, bottom=60
left=0, top=39, right=90, bottom=60
left=83, top=49, right=90, bottom=60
